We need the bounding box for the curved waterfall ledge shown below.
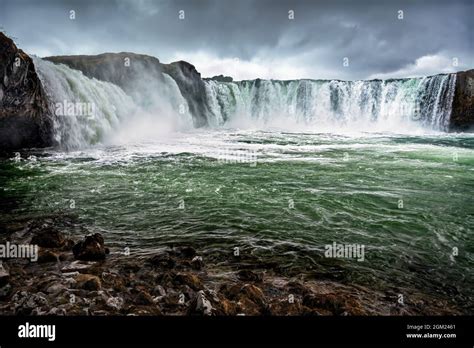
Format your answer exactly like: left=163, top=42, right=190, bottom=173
left=204, top=75, right=458, bottom=131
left=1, top=30, right=472, bottom=151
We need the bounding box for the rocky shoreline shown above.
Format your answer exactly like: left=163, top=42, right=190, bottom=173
left=0, top=217, right=463, bottom=316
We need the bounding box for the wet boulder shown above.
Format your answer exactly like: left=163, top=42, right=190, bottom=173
left=31, top=228, right=65, bottom=248
left=75, top=274, right=102, bottom=291
left=72, top=233, right=109, bottom=261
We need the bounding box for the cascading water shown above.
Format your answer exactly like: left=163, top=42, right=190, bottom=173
left=34, top=58, right=137, bottom=148
left=33, top=58, right=192, bottom=148
left=33, top=55, right=458, bottom=149
left=204, top=74, right=457, bottom=131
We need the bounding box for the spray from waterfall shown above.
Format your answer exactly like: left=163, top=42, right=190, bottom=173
left=34, top=58, right=193, bottom=149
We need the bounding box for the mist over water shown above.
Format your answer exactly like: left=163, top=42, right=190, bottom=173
left=34, top=58, right=193, bottom=149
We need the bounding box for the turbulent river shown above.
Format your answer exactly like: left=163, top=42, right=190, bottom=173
left=1, top=130, right=473, bottom=309
left=0, top=58, right=473, bottom=311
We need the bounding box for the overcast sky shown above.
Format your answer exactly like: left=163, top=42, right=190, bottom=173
left=0, top=0, right=472, bottom=80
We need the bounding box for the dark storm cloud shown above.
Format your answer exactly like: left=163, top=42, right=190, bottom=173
left=0, top=0, right=472, bottom=79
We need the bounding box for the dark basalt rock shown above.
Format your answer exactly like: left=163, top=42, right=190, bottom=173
left=172, top=246, right=197, bottom=259
left=72, top=233, right=108, bottom=261
left=31, top=227, right=65, bottom=248
left=173, top=272, right=203, bottom=291
left=131, top=289, right=154, bottom=305
left=37, top=249, right=59, bottom=263
left=190, top=256, right=204, bottom=270
left=239, top=284, right=267, bottom=308
left=220, top=282, right=267, bottom=314
left=161, top=61, right=211, bottom=127
left=450, top=69, right=474, bottom=131
left=74, top=273, right=102, bottom=291
left=204, top=74, right=233, bottom=83
left=0, top=32, right=52, bottom=150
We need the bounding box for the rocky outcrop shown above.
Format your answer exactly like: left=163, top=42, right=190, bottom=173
left=450, top=69, right=474, bottom=131
left=0, top=33, right=52, bottom=150
left=204, top=74, right=233, bottom=83
left=162, top=61, right=211, bottom=127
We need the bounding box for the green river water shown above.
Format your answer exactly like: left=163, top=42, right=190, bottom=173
left=1, top=129, right=473, bottom=311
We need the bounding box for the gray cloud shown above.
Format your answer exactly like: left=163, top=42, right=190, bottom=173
left=0, top=0, right=472, bottom=80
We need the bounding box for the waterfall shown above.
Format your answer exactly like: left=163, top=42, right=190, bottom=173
left=204, top=74, right=457, bottom=131
left=33, top=58, right=192, bottom=148
left=32, top=54, right=458, bottom=148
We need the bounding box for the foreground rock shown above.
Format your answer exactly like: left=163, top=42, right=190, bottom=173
left=0, top=32, right=52, bottom=150
left=0, top=251, right=463, bottom=316
left=0, top=218, right=465, bottom=316
left=31, top=227, right=66, bottom=248
left=74, top=274, right=101, bottom=291
left=72, top=233, right=109, bottom=261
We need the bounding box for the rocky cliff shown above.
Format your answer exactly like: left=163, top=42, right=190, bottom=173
left=0, top=33, right=52, bottom=150
left=161, top=61, right=211, bottom=127
left=450, top=70, right=474, bottom=131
